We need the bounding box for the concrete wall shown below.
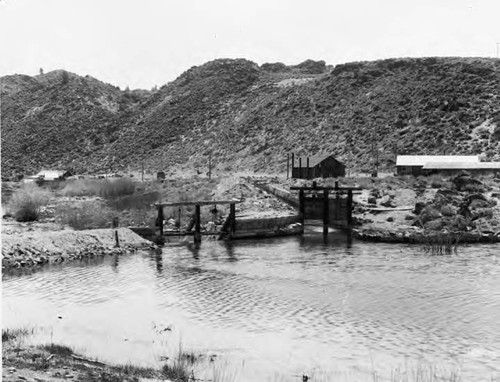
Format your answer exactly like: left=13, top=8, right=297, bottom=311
left=235, top=215, right=301, bottom=231
left=253, top=182, right=299, bottom=207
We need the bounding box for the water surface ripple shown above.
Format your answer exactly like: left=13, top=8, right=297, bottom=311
left=3, top=234, right=500, bottom=381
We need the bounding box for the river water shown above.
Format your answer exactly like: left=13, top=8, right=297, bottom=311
left=3, top=232, right=500, bottom=381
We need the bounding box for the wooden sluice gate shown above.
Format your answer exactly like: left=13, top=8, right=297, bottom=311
left=290, top=181, right=360, bottom=236
left=155, top=200, right=240, bottom=243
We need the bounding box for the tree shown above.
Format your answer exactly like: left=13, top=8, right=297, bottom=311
left=61, top=71, right=69, bottom=85
left=39, top=68, right=44, bottom=75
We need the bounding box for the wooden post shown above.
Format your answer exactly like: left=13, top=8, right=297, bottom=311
left=208, top=152, right=212, bottom=180
left=347, top=189, right=353, bottom=227
left=114, top=230, right=120, bottom=248
left=287, top=154, right=290, bottom=179
left=335, top=187, right=340, bottom=222
left=194, top=204, right=201, bottom=243
left=299, top=157, right=302, bottom=179
left=299, top=189, right=305, bottom=226
left=112, top=217, right=120, bottom=247
left=323, top=189, right=329, bottom=236
left=307, top=157, right=310, bottom=180
left=229, top=203, right=236, bottom=238
left=157, top=205, right=164, bottom=237
left=291, top=153, right=295, bottom=178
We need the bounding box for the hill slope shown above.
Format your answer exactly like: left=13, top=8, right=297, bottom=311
left=2, top=57, right=500, bottom=177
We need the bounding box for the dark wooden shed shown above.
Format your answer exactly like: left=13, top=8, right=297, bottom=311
left=290, top=154, right=346, bottom=179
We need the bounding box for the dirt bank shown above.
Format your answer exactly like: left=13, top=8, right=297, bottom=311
left=1, top=227, right=156, bottom=270
left=2, top=333, right=169, bottom=382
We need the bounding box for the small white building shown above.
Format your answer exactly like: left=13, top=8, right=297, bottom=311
left=396, top=155, right=480, bottom=175
left=23, top=170, right=71, bottom=183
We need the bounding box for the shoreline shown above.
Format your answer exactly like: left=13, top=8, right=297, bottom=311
left=352, top=228, right=500, bottom=244
left=1, top=227, right=156, bottom=270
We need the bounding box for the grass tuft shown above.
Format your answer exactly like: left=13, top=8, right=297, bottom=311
left=2, top=327, right=34, bottom=342
left=39, top=343, right=73, bottom=356
left=416, top=232, right=464, bottom=254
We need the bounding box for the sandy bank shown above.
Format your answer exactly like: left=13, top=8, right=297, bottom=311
left=1, top=227, right=156, bottom=269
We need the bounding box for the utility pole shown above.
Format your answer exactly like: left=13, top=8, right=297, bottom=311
left=208, top=152, right=212, bottom=179
left=371, top=124, right=378, bottom=177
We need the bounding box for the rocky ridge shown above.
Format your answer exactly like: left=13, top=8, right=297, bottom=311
left=2, top=57, right=500, bottom=177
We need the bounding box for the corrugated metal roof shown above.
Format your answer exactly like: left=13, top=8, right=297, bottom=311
left=423, top=161, right=500, bottom=170
left=292, top=155, right=340, bottom=168
left=396, top=155, right=480, bottom=167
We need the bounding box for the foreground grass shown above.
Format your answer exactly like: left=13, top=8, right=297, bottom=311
left=2, top=327, right=196, bottom=382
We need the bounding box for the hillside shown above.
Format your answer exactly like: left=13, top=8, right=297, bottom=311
left=1, top=57, right=500, bottom=177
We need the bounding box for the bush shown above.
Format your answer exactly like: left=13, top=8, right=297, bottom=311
left=54, top=200, right=115, bottom=230
left=61, top=178, right=136, bottom=198
left=8, top=184, right=52, bottom=222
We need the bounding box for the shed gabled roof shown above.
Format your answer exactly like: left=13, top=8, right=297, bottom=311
left=292, top=154, right=342, bottom=168
left=396, top=155, right=480, bottom=167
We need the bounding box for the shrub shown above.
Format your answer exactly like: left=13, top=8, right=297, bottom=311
left=55, top=200, right=115, bottom=230
left=8, top=184, right=52, bottom=222
left=40, top=343, right=73, bottom=356
left=109, top=191, right=160, bottom=211
left=428, top=174, right=448, bottom=188
left=61, top=178, right=136, bottom=198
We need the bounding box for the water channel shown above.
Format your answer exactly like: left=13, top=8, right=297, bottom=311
left=3, top=231, right=500, bottom=381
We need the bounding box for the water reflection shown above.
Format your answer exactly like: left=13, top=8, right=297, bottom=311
left=2, top=238, right=500, bottom=382
left=111, top=253, right=120, bottom=272
left=298, top=228, right=353, bottom=251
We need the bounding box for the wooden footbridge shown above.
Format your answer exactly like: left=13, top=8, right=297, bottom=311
left=155, top=200, right=241, bottom=243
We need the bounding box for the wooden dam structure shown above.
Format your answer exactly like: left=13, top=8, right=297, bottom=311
left=136, top=181, right=359, bottom=244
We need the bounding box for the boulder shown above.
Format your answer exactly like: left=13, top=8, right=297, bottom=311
left=419, top=205, right=442, bottom=223
left=440, top=204, right=456, bottom=217
left=453, top=172, right=485, bottom=192
left=424, top=218, right=444, bottom=231
left=380, top=195, right=396, bottom=208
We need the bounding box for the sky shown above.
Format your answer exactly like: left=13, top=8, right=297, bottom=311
left=0, top=0, right=499, bottom=89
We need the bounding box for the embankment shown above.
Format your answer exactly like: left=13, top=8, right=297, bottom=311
left=1, top=228, right=156, bottom=270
